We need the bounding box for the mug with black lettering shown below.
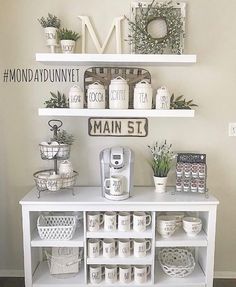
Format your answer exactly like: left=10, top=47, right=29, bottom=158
left=87, top=82, right=106, bottom=109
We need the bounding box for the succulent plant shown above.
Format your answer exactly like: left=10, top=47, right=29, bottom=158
left=38, top=13, right=61, bottom=29
left=170, top=94, right=198, bottom=110
left=57, top=28, right=80, bottom=41
left=44, top=91, right=69, bottom=108
left=52, top=130, right=74, bottom=145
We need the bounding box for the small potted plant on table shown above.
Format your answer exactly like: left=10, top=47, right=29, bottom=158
left=148, top=140, right=174, bottom=193
left=57, top=28, right=80, bottom=54
left=38, top=13, right=61, bottom=53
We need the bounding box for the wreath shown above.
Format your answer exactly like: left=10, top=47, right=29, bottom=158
left=126, top=0, right=184, bottom=54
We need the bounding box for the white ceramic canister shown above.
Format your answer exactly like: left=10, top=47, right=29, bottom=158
left=155, top=86, right=170, bottom=110
left=109, top=76, right=129, bottom=109
left=134, top=80, right=153, bottom=109
left=87, top=82, right=106, bottom=109
left=69, top=85, right=84, bottom=109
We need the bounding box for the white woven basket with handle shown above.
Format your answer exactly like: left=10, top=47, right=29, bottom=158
left=37, top=215, right=76, bottom=240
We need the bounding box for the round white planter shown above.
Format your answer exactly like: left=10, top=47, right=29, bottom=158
left=60, top=40, right=76, bottom=54
left=153, top=176, right=168, bottom=193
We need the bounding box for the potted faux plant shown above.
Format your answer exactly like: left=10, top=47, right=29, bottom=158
left=51, top=129, right=75, bottom=159
left=38, top=13, right=61, bottom=53
left=148, top=140, right=174, bottom=193
left=57, top=28, right=80, bottom=54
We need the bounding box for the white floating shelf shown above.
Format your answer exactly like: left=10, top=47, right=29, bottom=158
left=155, top=262, right=205, bottom=287
left=36, top=53, right=197, bottom=66
left=87, top=227, right=152, bottom=239
left=87, top=254, right=153, bottom=265
left=31, top=229, right=84, bottom=247
left=33, top=261, right=84, bottom=287
left=155, top=230, right=207, bottom=247
left=38, top=108, right=195, bottom=118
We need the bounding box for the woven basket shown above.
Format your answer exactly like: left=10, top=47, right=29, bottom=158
left=39, top=143, right=71, bottom=160
left=37, top=215, right=77, bottom=240
left=158, top=248, right=195, bottom=278
left=33, top=170, right=78, bottom=192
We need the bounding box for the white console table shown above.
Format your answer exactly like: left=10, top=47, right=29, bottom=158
left=20, top=186, right=219, bottom=287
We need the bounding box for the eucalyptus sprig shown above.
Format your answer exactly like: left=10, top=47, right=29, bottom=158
left=44, top=91, right=69, bottom=108
left=38, top=13, right=61, bottom=29
left=57, top=28, right=80, bottom=41
left=148, top=140, right=175, bottom=177
left=170, top=94, right=198, bottom=110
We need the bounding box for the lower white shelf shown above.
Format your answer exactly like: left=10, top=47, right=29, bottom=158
left=87, top=254, right=153, bottom=265
left=33, top=261, right=85, bottom=286
left=31, top=229, right=84, bottom=247
left=155, top=261, right=206, bottom=287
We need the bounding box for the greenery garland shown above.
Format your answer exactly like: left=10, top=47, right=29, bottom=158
left=125, top=0, right=184, bottom=54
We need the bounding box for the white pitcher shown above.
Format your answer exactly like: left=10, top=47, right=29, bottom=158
left=87, top=82, right=106, bottom=109
left=109, top=76, right=129, bottom=109
left=155, top=86, right=170, bottom=110
left=69, top=85, right=84, bottom=109
left=134, top=80, right=153, bottom=109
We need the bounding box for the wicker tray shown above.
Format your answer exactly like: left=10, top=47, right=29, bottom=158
left=84, top=67, right=151, bottom=108
left=158, top=248, right=195, bottom=278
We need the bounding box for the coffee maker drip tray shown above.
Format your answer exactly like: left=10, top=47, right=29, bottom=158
left=104, top=191, right=130, bottom=201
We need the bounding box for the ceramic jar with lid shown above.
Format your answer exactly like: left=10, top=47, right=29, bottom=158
left=134, top=80, right=153, bottom=109
left=109, top=76, right=129, bottom=109
left=59, top=160, right=73, bottom=178
left=87, top=82, right=106, bottom=109
left=69, top=85, right=84, bottom=109
left=155, top=86, right=170, bottom=110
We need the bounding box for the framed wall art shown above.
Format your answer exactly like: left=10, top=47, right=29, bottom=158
left=126, top=0, right=186, bottom=54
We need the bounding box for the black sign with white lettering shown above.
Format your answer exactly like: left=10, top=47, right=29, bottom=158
left=177, top=153, right=206, bottom=164
left=88, top=117, right=148, bottom=137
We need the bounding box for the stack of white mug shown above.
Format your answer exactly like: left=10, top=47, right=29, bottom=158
left=87, top=211, right=151, bottom=232
left=89, top=264, right=150, bottom=284
left=88, top=238, right=151, bottom=258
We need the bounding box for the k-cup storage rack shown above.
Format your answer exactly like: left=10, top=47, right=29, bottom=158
left=20, top=186, right=218, bottom=287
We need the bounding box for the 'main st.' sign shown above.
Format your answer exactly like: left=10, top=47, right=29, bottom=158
left=88, top=117, right=148, bottom=137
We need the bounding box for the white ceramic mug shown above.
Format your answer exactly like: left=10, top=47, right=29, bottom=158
left=90, top=265, right=104, bottom=284
left=104, top=211, right=117, bottom=231
left=119, top=265, right=133, bottom=284
left=69, top=85, right=84, bottom=109
left=133, top=212, right=152, bottom=232
left=103, top=239, right=117, bottom=258
left=105, top=265, right=117, bottom=284
left=104, top=175, right=124, bottom=196
left=133, top=239, right=151, bottom=258
left=134, top=265, right=150, bottom=284
left=88, top=239, right=102, bottom=258
left=118, top=239, right=132, bottom=257
left=87, top=212, right=104, bottom=232
left=118, top=212, right=131, bottom=232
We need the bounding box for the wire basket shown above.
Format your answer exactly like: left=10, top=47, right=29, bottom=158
left=158, top=248, right=195, bottom=278
left=45, top=247, right=83, bottom=278
left=33, top=169, right=78, bottom=192
left=37, top=215, right=77, bottom=240
left=39, top=143, right=71, bottom=160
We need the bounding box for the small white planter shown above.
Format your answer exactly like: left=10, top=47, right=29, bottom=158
left=60, top=40, right=76, bottom=54
left=44, top=27, right=58, bottom=53
left=153, top=176, right=168, bottom=193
